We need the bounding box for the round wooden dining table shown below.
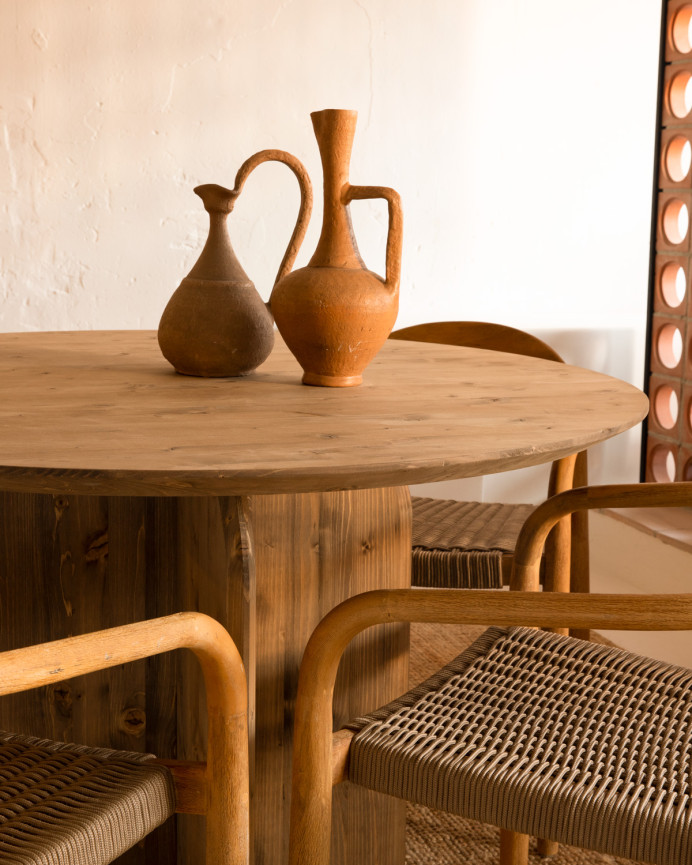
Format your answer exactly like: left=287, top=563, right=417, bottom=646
left=0, top=330, right=648, bottom=865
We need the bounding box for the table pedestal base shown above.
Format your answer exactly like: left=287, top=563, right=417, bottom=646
left=0, top=487, right=411, bottom=865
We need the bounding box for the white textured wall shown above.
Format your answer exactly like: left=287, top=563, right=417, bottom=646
left=1, top=0, right=661, bottom=494
left=590, top=512, right=692, bottom=666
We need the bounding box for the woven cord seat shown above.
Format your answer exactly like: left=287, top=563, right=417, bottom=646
left=345, top=626, right=692, bottom=865
left=0, top=731, right=175, bottom=865
left=411, top=497, right=535, bottom=588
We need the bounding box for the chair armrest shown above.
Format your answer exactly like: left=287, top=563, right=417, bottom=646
left=0, top=612, right=244, bottom=702
left=511, top=482, right=692, bottom=590
left=289, top=585, right=692, bottom=865
left=0, top=612, right=249, bottom=865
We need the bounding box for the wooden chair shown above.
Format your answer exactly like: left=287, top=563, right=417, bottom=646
left=389, top=321, right=589, bottom=607
left=290, top=482, right=692, bottom=865
left=0, top=612, right=248, bottom=865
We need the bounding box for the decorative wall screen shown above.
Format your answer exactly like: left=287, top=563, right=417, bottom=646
left=646, top=0, right=692, bottom=481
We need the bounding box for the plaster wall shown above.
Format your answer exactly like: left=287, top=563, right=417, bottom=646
left=590, top=511, right=692, bottom=667
left=1, top=0, right=662, bottom=498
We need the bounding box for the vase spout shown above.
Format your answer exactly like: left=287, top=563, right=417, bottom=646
left=308, top=109, right=364, bottom=270
left=310, top=109, right=358, bottom=168
left=194, top=184, right=239, bottom=214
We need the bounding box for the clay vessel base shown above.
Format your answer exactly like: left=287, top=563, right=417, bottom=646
left=302, top=371, right=363, bottom=387
left=173, top=367, right=251, bottom=379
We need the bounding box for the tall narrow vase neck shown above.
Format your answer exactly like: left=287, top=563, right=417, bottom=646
left=308, top=109, right=364, bottom=270
left=187, top=185, right=250, bottom=283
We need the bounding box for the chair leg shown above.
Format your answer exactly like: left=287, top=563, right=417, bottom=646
left=534, top=455, right=576, bottom=859
left=543, top=516, right=571, bottom=598
left=569, top=451, right=590, bottom=641
left=537, top=839, right=559, bottom=858
left=500, top=829, right=529, bottom=865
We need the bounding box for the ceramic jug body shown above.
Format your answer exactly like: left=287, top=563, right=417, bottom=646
left=158, top=151, right=312, bottom=377
left=272, top=266, right=398, bottom=386
left=158, top=279, right=275, bottom=377
left=270, top=109, right=403, bottom=387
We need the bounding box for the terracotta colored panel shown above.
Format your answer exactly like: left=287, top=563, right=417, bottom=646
left=666, top=1, right=692, bottom=62
left=654, top=255, right=689, bottom=313
left=679, top=444, right=692, bottom=478
left=681, top=383, right=692, bottom=436
left=659, top=127, right=692, bottom=189
left=684, top=324, right=692, bottom=379
left=649, top=374, right=684, bottom=437
left=656, top=191, right=692, bottom=252
left=662, top=63, right=692, bottom=126
left=646, top=4, right=692, bottom=472
left=649, top=313, right=687, bottom=375
left=645, top=435, right=680, bottom=482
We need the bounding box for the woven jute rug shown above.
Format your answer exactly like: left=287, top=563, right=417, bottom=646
left=406, top=623, right=640, bottom=865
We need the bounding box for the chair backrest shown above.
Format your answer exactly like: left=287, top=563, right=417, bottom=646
left=389, top=321, right=569, bottom=481
left=389, top=321, right=564, bottom=364
left=390, top=321, right=588, bottom=600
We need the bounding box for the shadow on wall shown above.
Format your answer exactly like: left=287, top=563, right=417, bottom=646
left=410, top=327, right=646, bottom=505
left=534, top=328, right=642, bottom=386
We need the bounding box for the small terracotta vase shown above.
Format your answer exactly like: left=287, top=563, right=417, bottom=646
left=270, top=109, right=403, bottom=387
left=158, top=150, right=312, bottom=377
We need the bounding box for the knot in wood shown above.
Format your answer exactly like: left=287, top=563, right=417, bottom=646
left=85, top=531, right=109, bottom=563
left=52, top=683, right=72, bottom=716
left=118, top=707, right=146, bottom=737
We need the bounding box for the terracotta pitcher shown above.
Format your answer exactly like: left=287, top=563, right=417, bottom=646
left=270, top=109, right=403, bottom=386
left=158, top=150, right=312, bottom=377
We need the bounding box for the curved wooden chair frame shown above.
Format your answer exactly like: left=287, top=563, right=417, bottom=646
left=390, top=321, right=589, bottom=629
left=289, top=482, right=692, bottom=865
left=0, top=612, right=249, bottom=865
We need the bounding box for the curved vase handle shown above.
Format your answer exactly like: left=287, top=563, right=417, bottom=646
left=231, top=149, right=313, bottom=286
left=343, top=185, right=403, bottom=294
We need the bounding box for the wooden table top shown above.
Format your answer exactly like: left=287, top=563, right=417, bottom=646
left=0, top=330, right=648, bottom=496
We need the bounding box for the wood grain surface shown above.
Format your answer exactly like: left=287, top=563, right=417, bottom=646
left=0, top=486, right=411, bottom=865
left=0, top=330, right=648, bottom=865
left=0, top=330, right=648, bottom=496
left=0, top=611, right=249, bottom=865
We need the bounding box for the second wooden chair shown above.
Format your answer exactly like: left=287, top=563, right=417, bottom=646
left=390, top=321, right=589, bottom=602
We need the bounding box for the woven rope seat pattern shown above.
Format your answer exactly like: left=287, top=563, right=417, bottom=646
left=346, top=626, right=692, bottom=865
left=411, top=497, right=535, bottom=588
left=0, top=731, right=175, bottom=864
